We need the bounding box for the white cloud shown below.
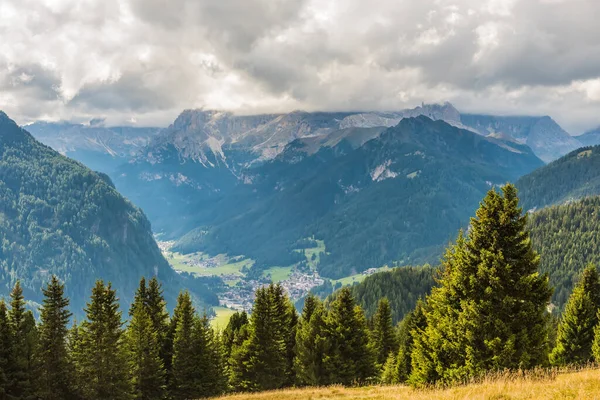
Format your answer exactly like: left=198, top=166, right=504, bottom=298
left=0, top=0, right=600, bottom=133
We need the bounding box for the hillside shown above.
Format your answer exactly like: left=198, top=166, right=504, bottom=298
left=516, top=146, right=600, bottom=210
left=529, top=196, right=600, bottom=307
left=0, top=111, right=216, bottom=313
left=175, top=116, right=544, bottom=278
left=327, top=265, right=436, bottom=324
left=212, top=367, right=600, bottom=400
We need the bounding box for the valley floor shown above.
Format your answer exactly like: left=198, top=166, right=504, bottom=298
left=213, top=367, right=600, bottom=400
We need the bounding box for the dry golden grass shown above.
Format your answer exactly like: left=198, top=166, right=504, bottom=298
left=214, top=367, right=600, bottom=400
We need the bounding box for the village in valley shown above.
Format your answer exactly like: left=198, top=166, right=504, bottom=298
left=158, top=239, right=385, bottom=320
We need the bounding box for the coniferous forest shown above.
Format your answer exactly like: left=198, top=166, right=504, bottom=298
left=3, top=184, right=600, bottom=399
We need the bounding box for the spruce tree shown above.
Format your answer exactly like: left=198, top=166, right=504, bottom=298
left=75, top=281, right=131, bottom=400
left=294, top=295, right=328, bottom=386
left=371, top=298, right=398, bottom=369
left=222, top=311, right=249, bottom=361
left=230, top=284, right=291, bottom=391
left=269, top=284, right=297, bottom=385
left=410, top=185, right=553, bottom=386
left=36, top=276, right=74, bottom=400
left=551, top=265, right=600, bottom=365
left=0, top=301, right=11, bottom=398
left=7, top=281, right=36, bottom=399
left=126, top=303, right=166, bottom=400
left=395, top=300, right=426, bottom=383
left=145, top=277, right=170, bottom=376
left=323, top=287, right=375, bottom=385
left=170, top=291, right=197, bottom=400
left=190, top=315, right=226, bottom=397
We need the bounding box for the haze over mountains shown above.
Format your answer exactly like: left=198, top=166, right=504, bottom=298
left=21, top=101, right=600, bottom=282
left=10, top=100, right=600, bottom=304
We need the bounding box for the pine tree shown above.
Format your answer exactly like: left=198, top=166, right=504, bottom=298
left=230, top=284, right=291, bottom=391
left=395, top=300, right=426, bottom=383
left=36, top=276, right=74, bottom=400
left=380, top=353, right=397, bottom=384
left=7, top=281, right=36, bottom=399
left=551, top=265, right=600, bottom=365
left=410, top=184, right=553, bottom=386
left=0, top=301, right=11, bottom=398
left=75, top=280, right=131, bottom=400
left=125, top=302, right=166, bottom=400
left=170, top=291, right=197, bottom=400
left=294, top=295, right=328, bottom=386
left=145, top=277, right=170, bottom=377
left=66, top=320, right=84, bottom=399
left=371, top=298, right=398, bottom=369
left=269, top=284, right=297, bottom=386
left=190, top=315, right=226, bottom=397
left=222, top=311, right=249, bottom=362
left=323, top=287, right=375, bottom=385
left=129, top=277, right=147, bottom=317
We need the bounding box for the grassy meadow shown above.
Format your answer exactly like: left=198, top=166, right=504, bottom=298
left=212, top=367, right=600, bottom=400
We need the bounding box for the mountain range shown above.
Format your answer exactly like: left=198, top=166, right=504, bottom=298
left=25, top=120, right=160, bottom=174
left=18, top=102, right=600, bottom=290
left=0, top=111, right=216, bottom=314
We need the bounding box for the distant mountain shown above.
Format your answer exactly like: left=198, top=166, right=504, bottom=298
left=112, top=103, right=487, bottom=235
left=25, top=121, right=160, bottom=174
left=576, top=127, right=600, bottom=147
left=173, top=116, right=544, bottom=278
left=516, top=146, right=600, bottom=210
left=0, top=111, right=216, bottom=313
left=460, top=114, right=581, bottom=162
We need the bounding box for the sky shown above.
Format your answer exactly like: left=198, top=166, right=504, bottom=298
left=1, top=0, right=600, bottom=133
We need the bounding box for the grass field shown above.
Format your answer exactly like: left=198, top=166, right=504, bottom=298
left=165, top=252, right=253, bottom=279
left=212, top=367, right=600, bottom=400
left=262, top=266, right=294, bottom=282
left=333, top=266, right=391, bottom=287
left=210, top=306, right=237, bottom=330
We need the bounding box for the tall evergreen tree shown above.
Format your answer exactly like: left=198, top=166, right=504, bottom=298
left=294, top=295, right=328, bottom=386
left=371, top=298, right=398, bottom=369
left=36, top=276, right=74, bottom=400
left=0, top=301, right=11, bottom=398
left=323, top=287, right=375, bottom=385
left=551, top=265, right=600, bottom=365
left=269, top=284, right=297, bottom=386
left=230, top=284, right=291, bottom=391
left=395, top=300, right=426, bottom=383
left=74, top=281, right=131, bottom=400
left=170, top=291, right=197, bottom=400
left=410, top=185, right=553, bottom=386
left=190, top=315, right=227, bottom=397
left=145, top=277, right=170, bottom=376
left=222, top=311, right=249, bottom=362
left=7, top=281, right=36, bottom=399
left=126, top=303, right=166, bottom=400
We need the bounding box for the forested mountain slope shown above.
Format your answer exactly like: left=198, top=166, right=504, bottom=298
left=0, top=111, right=216, bottom=312
left=529, top=196, right=600, bottom=307
left=516, top=146, right=600, bottom=210
left=327, top=265, right=436, bottom=324
left=175, top=116, right=544, bottom=278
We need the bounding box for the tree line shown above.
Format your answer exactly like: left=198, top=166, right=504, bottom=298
left=3, top=183, right=600, bottom=399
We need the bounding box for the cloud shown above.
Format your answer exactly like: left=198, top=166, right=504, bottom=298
left=1, top=0, right=600, bottom=132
